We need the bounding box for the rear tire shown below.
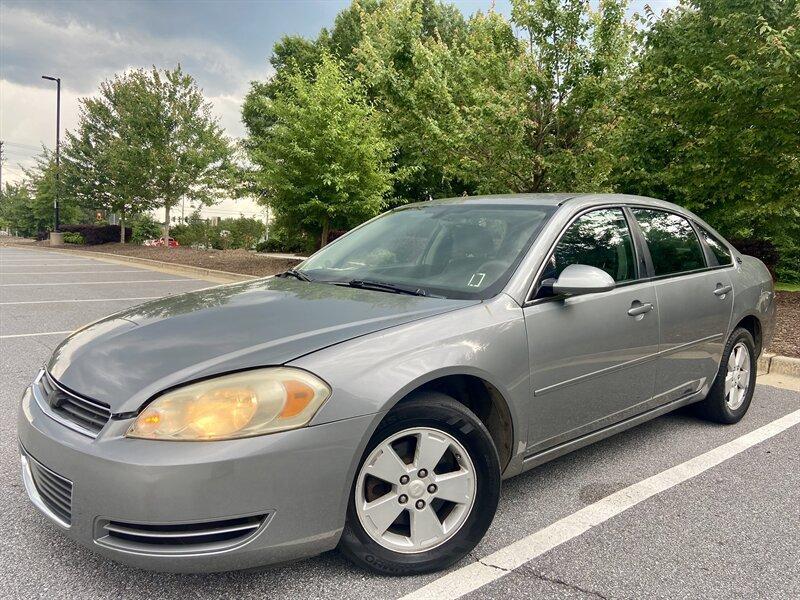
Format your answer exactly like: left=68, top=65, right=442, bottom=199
left=694, top=327, right=756, bottom=424
left=339, top=392, right=501, bottom=575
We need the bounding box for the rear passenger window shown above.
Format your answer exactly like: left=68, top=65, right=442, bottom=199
left=543, top=208, right=636, bottom=284
left=632, top=209, right=706, bottom=276
left=698, top=227, right=733, bottom=266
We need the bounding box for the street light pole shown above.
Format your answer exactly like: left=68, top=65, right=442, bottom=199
left=42, top=75, right=61, bottom=232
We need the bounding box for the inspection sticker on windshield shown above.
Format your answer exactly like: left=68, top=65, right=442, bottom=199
left=468, top=273, right=486, bottom=287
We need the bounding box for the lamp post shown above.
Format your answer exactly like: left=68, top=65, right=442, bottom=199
left=42, top=75, right=61, bottom=232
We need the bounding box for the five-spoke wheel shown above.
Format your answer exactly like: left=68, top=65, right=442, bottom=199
left=339, top=392, right=500, bottom=574
left=355, top=427, right=476, bottom=553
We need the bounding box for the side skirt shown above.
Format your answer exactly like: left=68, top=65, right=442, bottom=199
left=520, top=391, right=704, bottom=471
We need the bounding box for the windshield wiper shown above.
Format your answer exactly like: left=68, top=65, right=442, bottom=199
left=346, top=279, right=436, bottom=297
left=276, top=268, right=312, bottom=282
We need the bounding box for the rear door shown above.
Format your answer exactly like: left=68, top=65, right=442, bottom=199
left=523, top=207, right=659, bottom=455
left=630, top=208, right=734, bottom=403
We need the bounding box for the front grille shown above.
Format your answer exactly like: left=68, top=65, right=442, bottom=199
left=27, top=452, right=73, bottom=525
left=38, top=371, right=111, bottom=435
left=97, top=515, right=267, bottom=555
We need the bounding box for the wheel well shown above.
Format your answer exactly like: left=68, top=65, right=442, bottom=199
left=399, top=375, right=514, bottom=470
left=736, top=315, right=762, bottom=356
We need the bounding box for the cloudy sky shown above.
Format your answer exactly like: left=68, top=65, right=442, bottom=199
left=0, top=0, right=677, bottom=185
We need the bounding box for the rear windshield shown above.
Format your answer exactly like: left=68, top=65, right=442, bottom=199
left=299, top=204, right=555, bottom=299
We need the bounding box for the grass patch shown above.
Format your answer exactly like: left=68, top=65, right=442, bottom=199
left=776, top=282, right=800, bottom=292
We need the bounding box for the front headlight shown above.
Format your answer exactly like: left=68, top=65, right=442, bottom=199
left=126, top=368, right=331, bottom=441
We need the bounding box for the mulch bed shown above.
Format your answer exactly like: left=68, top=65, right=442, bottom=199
left=771, top=292, right=799, bottom=358
left=45, top=243, right=302, bottom=277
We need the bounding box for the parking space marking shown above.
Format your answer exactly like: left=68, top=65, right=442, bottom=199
left=401, top=408, right=800, bottom=600
left=0, top=297, right=160, bottom=306
left=0, top=258, right=97, bottom=262
left=0, top=262, right=107, bottom=267
left=1, top=279, right=195, bottom=287
left=0, top=270, right=150, bottom=275
left=0, top=330, right=73, bottom=340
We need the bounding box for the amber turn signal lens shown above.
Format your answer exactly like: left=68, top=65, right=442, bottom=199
left=280, top=380, right=316, bottom=418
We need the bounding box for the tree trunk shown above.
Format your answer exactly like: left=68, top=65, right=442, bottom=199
left=164, top=204, right=171, bottom=244
left=320, top=216, right=330, bottom=248
left=119, top=209, right=126, bottom=243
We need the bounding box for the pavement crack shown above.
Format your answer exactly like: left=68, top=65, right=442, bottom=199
left=469, top=551, right=511, bottom=573
left=526, top=568, right=610, bottom=599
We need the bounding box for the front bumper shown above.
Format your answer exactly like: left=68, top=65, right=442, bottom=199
left=17, top=383, right=376, bottom=572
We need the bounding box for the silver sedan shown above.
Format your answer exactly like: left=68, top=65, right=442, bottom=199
left=18, top=193, right=774, bottom=574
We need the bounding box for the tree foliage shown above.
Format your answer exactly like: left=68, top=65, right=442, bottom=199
left=246, top=54, right=393, bottom=246
left=63, top=66, right=234, bottom=242
left=0, top=152, right=86, bottom=237
left=612, top=0, right=800, bottom=280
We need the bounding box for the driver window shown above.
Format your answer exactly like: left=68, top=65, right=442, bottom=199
left=540, top=208, right=636, bottom=290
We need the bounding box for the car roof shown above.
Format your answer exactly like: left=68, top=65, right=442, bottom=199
left=405, top=193, right=693, bottom=214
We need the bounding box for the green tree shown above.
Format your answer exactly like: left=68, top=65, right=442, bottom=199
left=63, top=66, right=234, bottom=243
left=246, top=54, right=393, bottom=246
left=612, top=0, right=800, bottom=281
left=0, top=153, right=85, bottom=237
left=63, top=71, right=156, bottom=242
left=353, top=0, right=470, bottom=200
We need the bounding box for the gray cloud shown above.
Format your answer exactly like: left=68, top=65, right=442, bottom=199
left=1, top=4, right=264, bottom=96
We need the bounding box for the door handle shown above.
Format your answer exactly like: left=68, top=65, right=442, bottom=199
left=627, top=301, right=654, bottom=317
left=714, top=284, right=733, bottom=297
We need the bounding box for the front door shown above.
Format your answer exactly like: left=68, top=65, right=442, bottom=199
left=523, top=208, right=659, bottom=455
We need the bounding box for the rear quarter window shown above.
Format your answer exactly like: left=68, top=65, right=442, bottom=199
left=698, top=226, right=733, bottom=266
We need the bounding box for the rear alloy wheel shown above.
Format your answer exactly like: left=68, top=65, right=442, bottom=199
left=339, top=393, right=500, bottom=574
left=695, top=327, right=757, bottom=424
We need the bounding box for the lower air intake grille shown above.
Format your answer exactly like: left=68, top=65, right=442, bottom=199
left=96, top=515, right=267, bottom=555
left=28, top=453, right=73, bottom=525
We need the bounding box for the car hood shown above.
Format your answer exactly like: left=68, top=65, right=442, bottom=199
left=48, top=277, right=476, bottom=413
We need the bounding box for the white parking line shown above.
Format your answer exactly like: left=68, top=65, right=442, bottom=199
left=0, top=331, right=73, bottom=340
left=0, top=297, right=160, bottom=306
left=401, top=408, right=800, bottom=600
left=0, top=279, right=194, bottom=287
left=0, top=270, right=148, bottom=275
left=0, top=263, right=101, bottom=267
left=0, top=259, right=96, bottom=262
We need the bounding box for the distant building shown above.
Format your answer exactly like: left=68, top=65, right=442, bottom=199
left=150, top=196, right=270, bottom=226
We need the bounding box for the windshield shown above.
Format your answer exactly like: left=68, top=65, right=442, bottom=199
left=298, top=204, right=554, bottom=299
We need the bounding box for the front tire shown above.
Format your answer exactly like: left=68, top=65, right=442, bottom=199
left=695, top=327, right=757, bottom=424
left=339, top=392, right=501, bottom=575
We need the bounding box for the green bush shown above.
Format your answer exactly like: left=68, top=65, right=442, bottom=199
left=131, top=214, right=162, bottom=244
left=63, top=232, right=85, bottom=244
left=255, top=224, right=311, bottom=254
left=170, top=214, right=267, bottom=250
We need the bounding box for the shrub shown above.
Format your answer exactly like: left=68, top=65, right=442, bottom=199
left=256, top=235, right=309, bottom=254
left=59, top=224, right=131, bottom=245
left=63, top=232, right=85, bottom=244
left=130, top=214, right=162, bottom=244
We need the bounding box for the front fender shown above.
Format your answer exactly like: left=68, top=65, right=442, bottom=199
left=291, top=294, right=530, bottom=467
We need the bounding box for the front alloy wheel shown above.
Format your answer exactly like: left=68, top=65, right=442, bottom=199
left=339, top=393, right=501, bottom=575
left=355, top=427, right=476, bottom=554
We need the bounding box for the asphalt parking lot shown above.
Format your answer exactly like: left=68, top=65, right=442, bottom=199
left=1, top=246, right=798, bottom=599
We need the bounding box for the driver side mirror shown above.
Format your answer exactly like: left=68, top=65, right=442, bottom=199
left=551, top=264, right=616, bottom=296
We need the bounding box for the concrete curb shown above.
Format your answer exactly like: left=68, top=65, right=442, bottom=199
left=758, top=353, right=800, bottom=378
left=5, top=243, right=258, bottom=284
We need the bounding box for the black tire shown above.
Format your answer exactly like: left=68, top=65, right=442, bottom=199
left=338, top=392, right=501, bottom=575
left=694, top=327, right=757, bottom=424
